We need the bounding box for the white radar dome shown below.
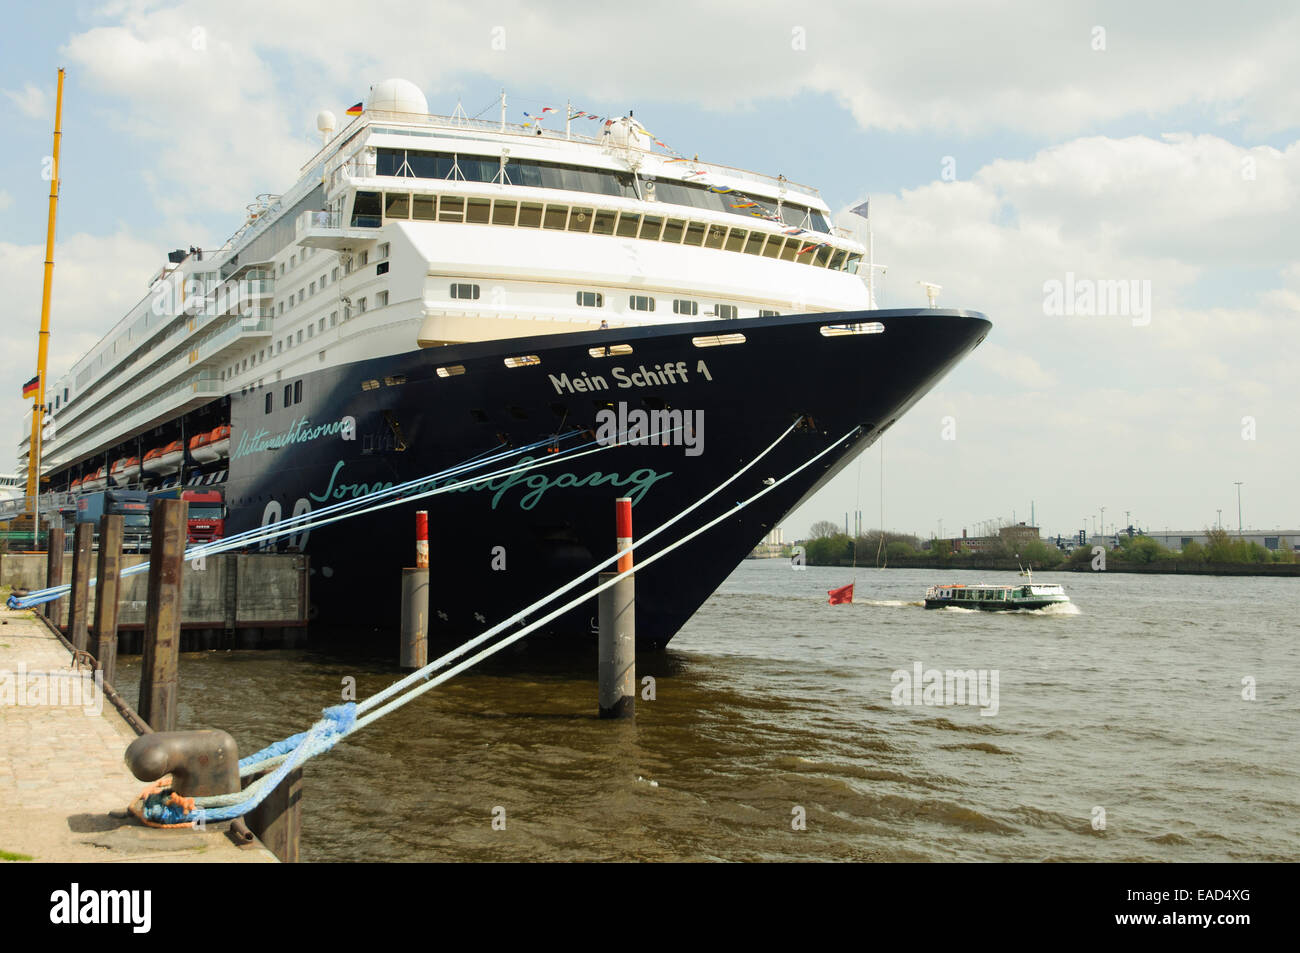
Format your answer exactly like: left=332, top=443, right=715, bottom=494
left=366, top=78, right=429, bottom=115
left=316, top=110, right=337, bottom=134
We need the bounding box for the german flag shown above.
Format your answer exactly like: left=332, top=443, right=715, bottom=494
left=21, top=374, right=38, bottom=399
left=346, top=102, right=363, bottom=116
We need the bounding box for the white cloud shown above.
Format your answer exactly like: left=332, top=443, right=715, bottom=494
left=0, top=231, right=162, bottom=467
left=2, top=82, right=50, bottom=119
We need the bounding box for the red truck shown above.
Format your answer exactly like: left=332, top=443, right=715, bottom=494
left=182, top=489, right=226, bottom=542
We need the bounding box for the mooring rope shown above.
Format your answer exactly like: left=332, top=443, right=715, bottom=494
left=10, top=419, right=699, bottom=611
left=133, top=421, right=863, bottom=827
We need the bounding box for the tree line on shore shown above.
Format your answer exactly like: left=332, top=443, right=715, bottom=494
left=795, top=523, right=1296, bottom=568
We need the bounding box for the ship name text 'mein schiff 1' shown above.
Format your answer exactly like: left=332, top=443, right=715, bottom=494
left=22, top=79, right=991, bottom=649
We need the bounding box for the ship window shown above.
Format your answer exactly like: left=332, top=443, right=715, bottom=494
left=846, top=254, right=863, bottom=274
left=277, top=341, right=282, bottom=354
left=436, top=364, right=466, bottom=378
left=576, top=291, right=604, bottom=308
left=543, top=204, right=568, bottom=230
left=332, top=266, right=340, bottom=281
left=330, top=311, right=338, bottom=327
left=359, top=250, right=369, bottom=266
left=592, top=210, right=616, bottom=235
left=661, top=218, right=685, bottom=243
left=290, top=255, right=296, bottom=268
left=466, top=198, right=491, bottom=224
left=683, top=222, right=706, bottom=246
left=763, top=236, right=785, bottom=258
left=504, top=355, right=540, bottom=368
left=358, top=297, right=368, bottom=313
left=321, top=272, right=328, bottom=287
left=639, top=216, right=664, bottom=241
left=412, top=195, right=436, bottom=221
left=815, top=245, right=833, bottom=267
left=318, top=318, right=326, bottom=332
left=377, top=291, right=389, bottom=306
left=724, top=229, right=747, bottom=252
left=588, top=344, right=633, bottom=357
left=438, top=196, right=464, bottom=222
left=309, top=280, right=316, bottom=295
left=451, top=283, right=481, bottom=300
left=283, top=384, right=291, bottom=406
left=629, top=295, right=655, bottom=312
left=517, top=202, right=543, bottom=227
left=294, top=380, right=302, bottom=404
left=568, top=208, right=593, bottom=232
left=715, top=304, right=737, bottom=320
left=278, top=302, right=284, bottom=315
left=377, top=261, right=390, bottom=275
left=296, top=330, right=303, bottom=344
left=377, top=242, right=390, bottom=259
left=673, top=299, right=698, bottom=316
left=351, top=191, right=381, bottom=227
left=829, top=250, right=847, bottom=270
left=384, top=193, right=409, bottom=219
left=615, top=213, right=641, bottom=238
left=743, top=232, right=765, bottom=255
left=691, top=332, right=746, bottom=347
left=492, top=200, right=518, bottom=226
left=308, top=325, right=314, bottom=339
left=759, top=309, right=780, bottom=316
left=705, top=225, right=727, bottom=249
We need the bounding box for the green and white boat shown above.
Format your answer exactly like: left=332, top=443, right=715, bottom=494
left=924, top=578, right=1069, bottom=611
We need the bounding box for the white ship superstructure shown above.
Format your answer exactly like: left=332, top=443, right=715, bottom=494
left=21, top=78, right=871, bottom=489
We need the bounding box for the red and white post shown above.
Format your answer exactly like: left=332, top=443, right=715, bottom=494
left=415, top=510, right=429, bottom=569
left=599, top=497, right=636, bottom=719
left=401, top=510, right=430, bottom=669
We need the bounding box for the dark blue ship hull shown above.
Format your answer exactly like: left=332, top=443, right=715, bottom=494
left=221, top=309, right=990, bottom=649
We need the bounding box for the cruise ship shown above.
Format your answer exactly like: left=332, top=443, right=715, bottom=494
left=20, top=79, right=991, bottom=648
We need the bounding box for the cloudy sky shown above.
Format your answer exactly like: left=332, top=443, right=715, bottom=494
left=2, top=1, right=1296, bottom=540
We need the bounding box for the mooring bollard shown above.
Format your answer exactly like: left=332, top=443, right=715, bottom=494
left=139, top=498, right=187, bottom=732
left=67, top=522, right=94, bottom=652
left=45, top=526, right=65, bottom=626
left=125, top=729, right=240, bottom=796
left=92, top=514, right=124, bottom=686
left=598, top=497, right=636, bottom=719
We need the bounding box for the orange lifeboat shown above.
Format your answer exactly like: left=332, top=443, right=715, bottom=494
left=110, top=455, right=141, bottom=486
left=81, top=466, right=108, bottom=492
left=142, top=440, right=185, bottom=476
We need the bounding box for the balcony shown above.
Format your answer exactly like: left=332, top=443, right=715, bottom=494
left=295, top=209, right=378, bottom=250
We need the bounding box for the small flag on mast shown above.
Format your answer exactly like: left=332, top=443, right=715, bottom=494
left=21, top=374, right=39, bottom=399
left=849, top=199, right=870, bottom=219
left=346, top=102, right=363, bottom=116
left=827, top=582, right=854, bottom=605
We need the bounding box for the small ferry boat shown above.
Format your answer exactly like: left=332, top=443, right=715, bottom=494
left=924, top=580, right=1070, bottom=611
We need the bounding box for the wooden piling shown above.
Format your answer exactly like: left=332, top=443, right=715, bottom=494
left=92, top=513, right=124, bottom=686
left=44, top=526, right=64, bottom=626
left=67, top=522, right=94, bottom=652
left=400, top=568, right=429, bottom=669
left=139, top=498, right=187, bottom=733
left=245, top=767, right=302, bottom=863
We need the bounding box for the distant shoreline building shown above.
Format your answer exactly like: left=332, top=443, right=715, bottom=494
left=931, top=523, right=1040, bottom=555
left=1139, top=530, right=1298, bottom=553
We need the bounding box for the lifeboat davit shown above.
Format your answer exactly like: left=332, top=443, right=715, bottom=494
left=110, top=455, right=141, bottom=485
left=142, top=440, right=185, bottom=476
left=81, top=466, right=108, bottom=492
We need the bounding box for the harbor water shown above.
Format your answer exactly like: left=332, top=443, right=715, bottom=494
left=114, top=561, right=1299, bottom=862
